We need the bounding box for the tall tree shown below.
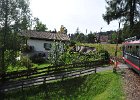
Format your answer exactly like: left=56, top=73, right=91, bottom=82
left=58, top=25, right=67, bottom=34
left=34, top=17, right=47, bottom=32
left=87, top=32, right=96, bottom=43
left=103, top=0, right=139, bottom=28
left=0, top=0, right=31, bottom=76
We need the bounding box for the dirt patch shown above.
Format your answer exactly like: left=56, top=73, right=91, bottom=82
left=123, top=69, right=140, bottom=100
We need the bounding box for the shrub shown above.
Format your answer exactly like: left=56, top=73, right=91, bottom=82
left=69, top=41, right=76, bottom=47
left=30, top=53, right=46, bottom=64
left=18, top=56, right=33, bottom=69
left=99, top=50, right=110, bottom=63
left=21, top=45, right=34, bottom=53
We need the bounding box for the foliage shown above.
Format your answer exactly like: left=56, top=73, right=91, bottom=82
left=48, top=41, right=102, bottom=65
left=48, top=41, right=64, bottom=65
left=109, top=32, right=117, bottom=44
left=30, top=53, right=46, bottom=64
left=122, top=22, right=140, bottom=39
left=69, top=41, right=76, bottom=47
left=17, top=56, right=33, bottom=70
left=33, top=17, right=48, bottom=32
left=3, top=71, right=124, bottom=100
left=103, top=0, right=140, bottom=26
left=21, top=44, right=34, bottom=53
left=70, top=27, right=87, bottom=43
left=59, top=48, right=101, bottom=64
left=5, top=55, right=33, bottom=72
left=70, top=30, right=97, bottom=43
left=99, top=50, right=110, bottom=62
left=103, top=0, right=140, bottom=38
left=109, top=31, right=123, bottom=44
left=0, top=0, right=31, bottom=75
left=87, top=32, right=96, bottom=43
left=58, top=25, right=67, bottom=34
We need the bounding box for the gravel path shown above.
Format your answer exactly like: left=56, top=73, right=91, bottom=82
left=123, top=69, right=140, bottom=100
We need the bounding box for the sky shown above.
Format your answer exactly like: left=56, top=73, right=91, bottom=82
left=30, top=0, right=120, bottom=34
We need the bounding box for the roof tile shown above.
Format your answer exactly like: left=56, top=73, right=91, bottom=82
left=20, top=30, right=70, bottom=41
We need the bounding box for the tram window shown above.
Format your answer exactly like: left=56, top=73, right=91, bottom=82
left=130, top=46, right=132, bottom=53
left=136, top=46, right=139, bottom=57
left=127, top=46, right=129, bottom=53
left=125, top=46, right=128, bottom=52
left=132, top=46, right=137, bottom=56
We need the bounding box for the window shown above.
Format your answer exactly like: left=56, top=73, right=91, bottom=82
left=136, top=46, right=139, bottom=57
left=44, top=43, right=51, bottom=50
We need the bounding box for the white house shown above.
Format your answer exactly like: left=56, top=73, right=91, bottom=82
left=19, top=30, right=70, bottom=58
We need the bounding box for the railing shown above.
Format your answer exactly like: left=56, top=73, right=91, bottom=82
left=0, top=60, right=108, bottom=92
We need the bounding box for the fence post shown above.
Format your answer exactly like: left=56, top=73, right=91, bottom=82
left=21, top=80, right=24, bottom=97
left=62, top=74, right=64, bottom=81
left=48, top=67, right=50, bottom=74
left=43, top=77, right=46, bottom=84
left=80, top=69, right=82, bottom=75
left=95, top=66, right=96, bottom=73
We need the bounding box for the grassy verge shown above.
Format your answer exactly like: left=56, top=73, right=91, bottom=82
left=2, top=71, right=125, bottom=100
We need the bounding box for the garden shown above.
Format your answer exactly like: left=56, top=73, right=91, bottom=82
left=5, top=42, right=111, bottom=73
left=0, top=42, right=127, bottom=100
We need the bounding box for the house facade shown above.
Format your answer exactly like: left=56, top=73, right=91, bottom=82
left=19, top=30, right=70, bottom=58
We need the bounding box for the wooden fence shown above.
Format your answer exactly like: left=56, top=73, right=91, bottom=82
left=0, top=60, right=107, bottom=92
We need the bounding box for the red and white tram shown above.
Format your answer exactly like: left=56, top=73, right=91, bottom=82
left=122, top=36, right=140, bottom=74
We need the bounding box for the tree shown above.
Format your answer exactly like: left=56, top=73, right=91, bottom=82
left=34, top=17, right=47, bottom=32
left=70, top=28, right=88, bottom=43
left=0, top=0, right=31, bottom=77
left=77, top=33, right=87, bottom=43
left=103, top=0, right=140, bottom=29
left=58, top=25, right=67, bottom=34
left=87, top=32, right=96, bottom=43
left=75, top=27, right=80, bottom=34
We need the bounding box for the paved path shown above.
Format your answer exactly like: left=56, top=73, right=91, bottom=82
left=97, top=63, right=128, bottom=72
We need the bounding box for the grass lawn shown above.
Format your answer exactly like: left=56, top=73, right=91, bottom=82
left=2, top=71, right=125, bottom=100
left=6, top=63, right=50, bottom=73
left=78, top=43, right=122, bottom=58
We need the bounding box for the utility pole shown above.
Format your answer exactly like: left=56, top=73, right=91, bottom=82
left=98, top=27, right=102, bottom=43
left=113, top=21, right=121, bottom=73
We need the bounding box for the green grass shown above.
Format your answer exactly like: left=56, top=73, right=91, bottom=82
left=33, top=63, right=51, bottom=69
left=2, top=71, right=125, bottom=100
left=6, top=63, right=50, bottom=73
left=78, top=43, right=122, bottom=58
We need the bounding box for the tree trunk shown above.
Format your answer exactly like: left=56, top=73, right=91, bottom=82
left=129, top=0, right=136, bottom=29
left=1, top=0, right=8, bottom=81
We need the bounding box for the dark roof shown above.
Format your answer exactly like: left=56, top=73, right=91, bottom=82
left=19, top=30, right=70, bottom=41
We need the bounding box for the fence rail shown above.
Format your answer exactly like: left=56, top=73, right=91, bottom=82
left=0, top=60, right=108, bottom=92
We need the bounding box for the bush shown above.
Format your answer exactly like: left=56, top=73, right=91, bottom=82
left=30, top=53, right=46, bottom=64
left=21, top=45, right=34, bottom=53
left=99, top=50, right=110, bottom=63
left=69, top=41, right=76, bottom=47
left=18, top=56, right=33, bottom=69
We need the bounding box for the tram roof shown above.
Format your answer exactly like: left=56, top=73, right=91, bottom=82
left=123, top=40, right=140, bottom=45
